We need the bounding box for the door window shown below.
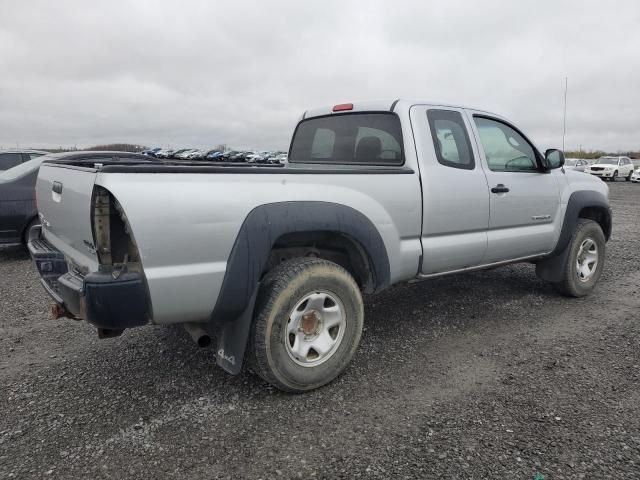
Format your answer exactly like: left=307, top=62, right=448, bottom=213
left=473, top=117, right=539, bottom=172
left=427, top=110, right=474, bottom=169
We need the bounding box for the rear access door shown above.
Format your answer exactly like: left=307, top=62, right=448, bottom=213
left=410, top=105, right=490, bottom=275
left=36, top=163, right=100, bottom=272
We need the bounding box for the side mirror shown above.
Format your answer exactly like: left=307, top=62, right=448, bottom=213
left=544, top=149, right=565, bottom=170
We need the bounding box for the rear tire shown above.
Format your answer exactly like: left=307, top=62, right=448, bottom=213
left=248, top=257, right=364, bottom=393
left=626, top=171, right=632, bottom=182
left=552, top=219, right=605, bottom=297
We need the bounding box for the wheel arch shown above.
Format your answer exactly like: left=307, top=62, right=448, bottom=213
left=210, top=201, right=390, bottom=374
left=536, top=190, right=611, bottom=282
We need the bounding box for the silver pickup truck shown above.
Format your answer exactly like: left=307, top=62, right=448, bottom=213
left=29, top=100, right=611, bottom=392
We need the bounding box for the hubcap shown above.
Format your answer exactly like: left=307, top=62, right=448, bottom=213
left=576, top=238, right=598, bottom=282
left=285, top=291, right=346, bottom=367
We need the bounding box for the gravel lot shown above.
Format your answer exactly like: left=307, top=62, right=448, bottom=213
left=1, top=181, right=639, bottom=479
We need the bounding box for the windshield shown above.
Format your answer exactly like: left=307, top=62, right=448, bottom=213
left=0, top=156, right=46, bottom=181
left=596, top=157, right=618, bottom=165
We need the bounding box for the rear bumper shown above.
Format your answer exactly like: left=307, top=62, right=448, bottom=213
left=28, top=226, right=149, bottom=331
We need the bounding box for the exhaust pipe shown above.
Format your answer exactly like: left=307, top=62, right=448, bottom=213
left=183, top=323, right=211, bottom=348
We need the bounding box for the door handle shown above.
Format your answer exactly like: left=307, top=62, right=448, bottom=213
left=491, top=184, right=509, bottom=194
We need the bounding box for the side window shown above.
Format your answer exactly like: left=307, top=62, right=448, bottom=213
left=473, top=117, right=539, bottom=172
left=427, top=110, right=474, bottom=169
left=0, top=153, right=23, bottom=170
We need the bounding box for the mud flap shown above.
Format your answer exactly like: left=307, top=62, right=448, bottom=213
left=213, top=289, right=259, bottom=375
left=535, top=244, right=571, bottom=283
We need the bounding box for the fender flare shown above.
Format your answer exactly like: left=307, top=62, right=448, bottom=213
left=210, top=201, right=391, bottom=373
left=536, top=190, right=611, bottom=282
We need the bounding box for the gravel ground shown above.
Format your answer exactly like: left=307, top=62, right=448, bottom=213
left=1, top=182, right=639, bottom=479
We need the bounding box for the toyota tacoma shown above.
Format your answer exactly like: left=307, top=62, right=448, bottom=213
left=29, top=100, right=611, bottom=392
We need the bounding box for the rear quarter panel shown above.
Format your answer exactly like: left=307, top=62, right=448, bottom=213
left=97, top=170, right=423, bottom=324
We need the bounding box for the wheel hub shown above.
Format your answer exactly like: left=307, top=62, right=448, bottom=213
left=576, top=237, right=598, bottom=282
left=285, top=291, right=347, bottom=367
left=300, top=310, right=321, bottom=336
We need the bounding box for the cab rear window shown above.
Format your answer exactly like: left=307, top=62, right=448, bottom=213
left=289, top=113, right=404, bottom=165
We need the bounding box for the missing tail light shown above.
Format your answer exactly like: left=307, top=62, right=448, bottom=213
left=91, top=186, right=141, bottom=271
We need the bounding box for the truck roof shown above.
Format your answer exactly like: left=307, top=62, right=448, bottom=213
left=302, top=99, right=498, bottom=120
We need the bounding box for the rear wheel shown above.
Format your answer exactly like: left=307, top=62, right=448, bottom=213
left=248, top=257, right=363, bottom=392
left=626, top=171, right=632, bottom=181
left=552, top=219, right=605, bottom=297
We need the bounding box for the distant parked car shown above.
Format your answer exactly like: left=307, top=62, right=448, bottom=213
left=0, top=150, right=49, bottom=171
left=245, top=152, right=267, bottom=163
left=205, top=150, right=224, bottom=161
left=219, top=150, right=239, bottom=162
left=142, top=147, right=162, bottom=157
left=171, top=149, right=193, bottom=159
left=585, top=156, right=635, bottom=181
left=631, top=167, right=640, bottom=183
left=565, top=158, right=590, bottom=172
left=272, top=153, right=288, bottom=164
left=185, top=149, right=207, bottom=160
left=155, top=148, right=174, bottom=158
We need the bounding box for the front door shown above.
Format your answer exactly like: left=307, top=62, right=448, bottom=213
left=467, top=114, right=561, bottom=263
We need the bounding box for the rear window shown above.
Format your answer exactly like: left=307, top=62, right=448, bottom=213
left=289, top=113, right=404, bottom=165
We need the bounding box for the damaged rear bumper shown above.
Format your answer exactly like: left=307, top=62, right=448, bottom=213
left=28, top=226, right=149, bottom=332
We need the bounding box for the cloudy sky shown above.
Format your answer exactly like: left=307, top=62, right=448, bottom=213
left=1, top=0, right=638, bottom=152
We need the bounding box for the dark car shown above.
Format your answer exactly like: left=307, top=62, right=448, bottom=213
left=218, top=150, right=239, bottom=162
left=0, top=155, right=50, bottom=244
left=229, top=151, right=252, bottom=162
left=0, top=151, right=153, bottom=246
left=205, top=150, right=224, bottom=161
left=141, top=147, right=162, bottom=157
left=0, top=150, right=49, bottom=171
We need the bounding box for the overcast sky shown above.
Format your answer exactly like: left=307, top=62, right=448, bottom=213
left=1, top=0, right=639, bottom=151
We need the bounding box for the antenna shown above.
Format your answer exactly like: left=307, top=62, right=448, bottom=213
left=562, top=76, right=568, bottom=152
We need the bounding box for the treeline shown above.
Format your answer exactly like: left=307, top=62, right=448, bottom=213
left=85, top=143, right=145, bottom=152
left=39, top=144, right=145, bottom=153
left=565, top=150, right=640, bottom=159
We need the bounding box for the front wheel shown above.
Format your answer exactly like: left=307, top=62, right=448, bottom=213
left=611, top=170, right=618, bottom=182
left=552, top=219, right=606, bottom=297
left=248, top=258, right=364, bottom=392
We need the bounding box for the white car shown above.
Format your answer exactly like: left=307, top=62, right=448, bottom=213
left=565, top=158, right=590, bottom=172
left=631, top=168, right=640, bottom=183
left=585, top=156, right=635, bottom=181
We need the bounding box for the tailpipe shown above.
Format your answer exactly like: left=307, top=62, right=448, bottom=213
left=183, top=323, right=211, bottom=348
